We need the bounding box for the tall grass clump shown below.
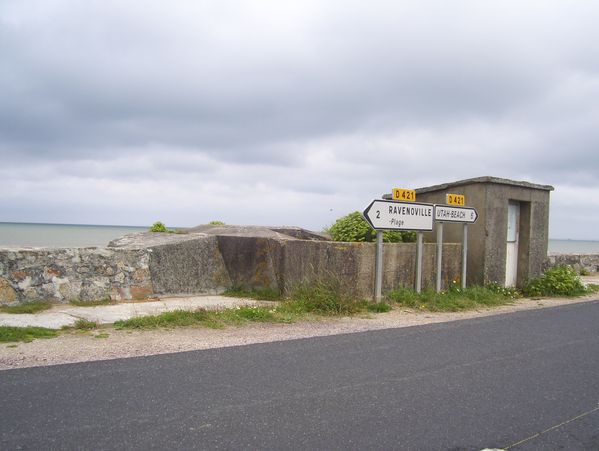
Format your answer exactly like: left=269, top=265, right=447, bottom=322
left=288, top=277, right=367, bottom=315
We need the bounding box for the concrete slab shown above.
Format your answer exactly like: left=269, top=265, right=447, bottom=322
left=582, top=275, right=599, bottom=286
left=0, top=296, right=277, bottom=329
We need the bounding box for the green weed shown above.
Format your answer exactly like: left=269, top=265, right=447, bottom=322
left=69, top=298, right=114, bottom=307
left=387, top=285, right=518, bottom=312
left=73, top=319, right=97, bottom=330
left=224, top=286, right=282, bottom=301
left=0, top=301, right=53, bottom=314
left=0, top=326, right=58, bottom=343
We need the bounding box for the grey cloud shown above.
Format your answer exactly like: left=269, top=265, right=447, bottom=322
left=1, top=1, right=599, bottom=236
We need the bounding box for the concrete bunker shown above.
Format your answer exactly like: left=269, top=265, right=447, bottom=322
left=415, top=176, right=554, bottom=288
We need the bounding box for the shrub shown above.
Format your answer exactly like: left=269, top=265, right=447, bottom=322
left=523, top=265, right=588, bottom=297
left=328, top=211, right=415, bottom=243
left=209, top=220, right=226, bottom=225
left=149, top=221, right=168, bottom=233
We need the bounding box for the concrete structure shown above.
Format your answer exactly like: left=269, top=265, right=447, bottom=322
left=0, top=225, right=463, bottom=305
left=414, top=177, right=554, bottom=287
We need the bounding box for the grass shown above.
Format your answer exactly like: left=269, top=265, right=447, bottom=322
left=114, top=278, right=393, bottom=331
left=69, top=298, right=114, bottom=307
left=223, top=286, right=282, bottom=301
left=0, top=301, right=53, bottom=314
left=0, top=326, right=58, bottom=343
left=386, top=284, right=520, bottom=312
left=73, top=319, right=98, bottom=330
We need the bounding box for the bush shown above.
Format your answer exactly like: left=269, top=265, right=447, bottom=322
left=327, top=211, right=415, bottom=243
left=523, top=266, right=588, bottom=297
left=209, top=220, right=226, bottom=225
left=149, top=221, right=168, bottom=233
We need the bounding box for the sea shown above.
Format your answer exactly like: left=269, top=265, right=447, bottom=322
left=0, top=222, right=598, bottom=254
left=0, top=222, right=148, bottom=248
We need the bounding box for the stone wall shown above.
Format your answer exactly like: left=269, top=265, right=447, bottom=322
left=0, top=227, right=464, bottom=305
left=0, top=247, right=153, bottom=305
left=546, top=254, right=599, bottom=274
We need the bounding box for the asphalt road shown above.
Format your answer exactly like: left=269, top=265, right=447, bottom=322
left=2, top=300, right=599, bottom=451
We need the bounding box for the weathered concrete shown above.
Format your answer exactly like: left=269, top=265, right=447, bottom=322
left=0, top=225, right=463, bottom=305
left=413, top=176, right=553, bottom=287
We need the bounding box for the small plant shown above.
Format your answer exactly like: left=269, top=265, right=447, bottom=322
left=149, top=221, right=168, bottom=232
left=209, top=220, right=226, bottom=225
left=73, top=319, right=97, bottom=330
left=523, top=266, right=588, bottom=297
left=579, top=267, right=590, bottom=276
left=0, top=301, right=53, bottom=314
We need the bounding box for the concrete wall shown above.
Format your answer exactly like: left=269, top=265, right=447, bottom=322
left=217, top=236, right=462, bottom=296
left=0, top=228, right=463, bottom=305
left=415, top=177, right=553, bottom=287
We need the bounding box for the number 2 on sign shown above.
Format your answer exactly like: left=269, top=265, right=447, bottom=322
left=392, top=188, right=416, bottom=202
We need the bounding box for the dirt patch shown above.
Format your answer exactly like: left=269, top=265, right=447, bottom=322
left=1, top=295, right=597, bottom=370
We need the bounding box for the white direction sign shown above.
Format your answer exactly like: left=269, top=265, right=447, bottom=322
left=363, top=200, right=434, bottom=231
left=434, top=205, right=478, bottom=224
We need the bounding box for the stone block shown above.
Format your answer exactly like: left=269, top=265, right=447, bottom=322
left=0, top=277, right=18, bottom=304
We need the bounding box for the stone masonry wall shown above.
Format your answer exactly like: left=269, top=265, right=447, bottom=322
left=546, top=254, right=599, bottom=274
left=0, top=247, right=153, bottom=305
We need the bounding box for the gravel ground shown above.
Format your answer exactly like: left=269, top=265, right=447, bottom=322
left=2, top=295, right=598, bottom=370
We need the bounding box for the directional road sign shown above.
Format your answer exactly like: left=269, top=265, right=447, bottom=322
left=363, top=200, right=434, bottom=231
left=434, top=205, right=478, bottom=224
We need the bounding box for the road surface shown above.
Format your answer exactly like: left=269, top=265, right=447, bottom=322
left=2, top=300, right=599, bottom=450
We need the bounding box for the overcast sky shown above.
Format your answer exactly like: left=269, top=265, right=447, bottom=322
left=1, top=1, right=598, bottom=239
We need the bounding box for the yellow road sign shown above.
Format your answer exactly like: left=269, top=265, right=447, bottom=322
left=446, top=193, right=465, bottom=206
left=392, top=188, right=416, bottom=202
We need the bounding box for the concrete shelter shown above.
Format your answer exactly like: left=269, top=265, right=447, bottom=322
left=415, top=176, right=554, bottom=288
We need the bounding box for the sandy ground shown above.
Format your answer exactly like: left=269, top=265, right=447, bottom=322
left=2, top=295, right=598, bottom=371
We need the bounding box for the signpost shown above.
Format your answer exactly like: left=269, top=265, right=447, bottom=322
left=434, top=205, right=478, bottom=224
left=363, top=193, right=478, bottom=300
left=362, top=200, right=434, bottom=232
left=433, top=204, right=478, bottom=292
left=363, top=199, right=434, bottom=299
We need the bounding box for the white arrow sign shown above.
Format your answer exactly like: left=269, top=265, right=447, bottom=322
left=363, top=200, right=434, bottom=231
left=434, top=205, right=478, bottom=224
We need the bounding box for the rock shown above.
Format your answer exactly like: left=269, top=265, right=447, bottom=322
left=0, top=277, right=18, bottom=304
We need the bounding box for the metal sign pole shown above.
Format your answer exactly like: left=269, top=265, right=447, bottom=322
left=436, top=222, right=444, bottom=293
left=462, top=224, right=468, bottom=289
left=375, top=231, right=383, bottom=301
left=416, top=232, right=423, bottom=293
